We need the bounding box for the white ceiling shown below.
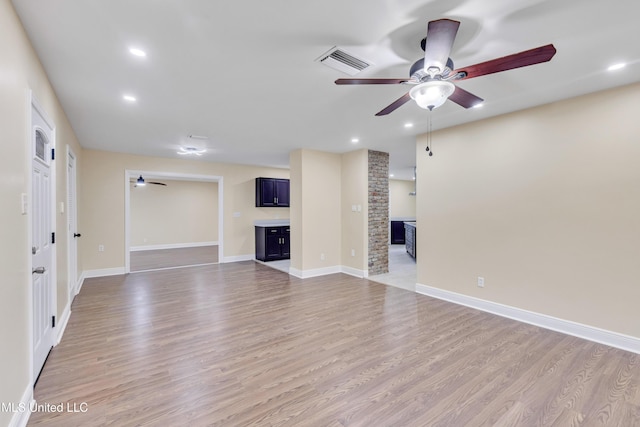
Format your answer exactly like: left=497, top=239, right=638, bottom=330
left=12, top=0, right=640, bottom=180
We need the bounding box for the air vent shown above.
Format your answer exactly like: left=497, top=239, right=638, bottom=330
left=316, top=47, right=373, bottom=76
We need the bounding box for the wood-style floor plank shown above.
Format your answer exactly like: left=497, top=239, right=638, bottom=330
left=130, top=245, right=218, bottom=271
left=29, top=262, right=640, bottom=426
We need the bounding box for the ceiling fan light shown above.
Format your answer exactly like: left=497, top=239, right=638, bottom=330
left=177, top=146, right=207, bottom=156
left=136, top=175, right=146, bottom=186
left=409, top=80, right=455, bottom=110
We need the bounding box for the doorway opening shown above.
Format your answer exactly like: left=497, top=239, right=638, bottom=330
left=124, top=171, right=223, bottom=273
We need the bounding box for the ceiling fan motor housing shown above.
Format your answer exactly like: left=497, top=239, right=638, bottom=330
left=410, top=57, right=455, bottom=81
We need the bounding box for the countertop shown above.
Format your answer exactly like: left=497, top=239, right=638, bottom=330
left=254, top=219, right=290, bottom=227
left=390, top=217, right=416, bottom=222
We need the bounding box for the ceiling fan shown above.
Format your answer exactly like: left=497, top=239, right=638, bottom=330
left=131, top=175, right=167, bottom=187
left=335, top=19, right=557, bottom=115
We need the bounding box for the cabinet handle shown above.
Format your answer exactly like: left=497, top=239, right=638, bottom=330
left=276, top=197, right=278, bottom=204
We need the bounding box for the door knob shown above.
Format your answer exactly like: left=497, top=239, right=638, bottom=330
left=32, top=267, right=46, bottom=274
left=73, top=233, right=82, bottom=238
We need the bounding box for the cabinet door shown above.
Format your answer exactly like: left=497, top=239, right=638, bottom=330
left=391, top=221, right=405, bottom=244
left=265, top=228, right=282, bottom=259
left=257, top=178, right=277, bottom=207
left=281, top=227, right=290, bottom=257
left=274, top=179, right=290, bottom=207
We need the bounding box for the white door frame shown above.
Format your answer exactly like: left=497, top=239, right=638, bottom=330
left=124, top=170, right=224, bottom=273
left=29, top=91, right=57, bottom=383
left=67, top=145, right=79, bottom=298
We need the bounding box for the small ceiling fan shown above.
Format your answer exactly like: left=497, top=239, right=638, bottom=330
left=335, top=19, right=556, bottom=115
left=131, top=175, right=167, bottom=187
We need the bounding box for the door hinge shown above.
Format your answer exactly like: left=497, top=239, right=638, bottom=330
left=51, top=232, right=55, bottom=244
left=52, top=316, right=56, bottom=328
left=51, top=148, right=55, bottom=160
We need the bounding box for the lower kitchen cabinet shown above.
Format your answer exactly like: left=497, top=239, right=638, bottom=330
left=255, top=226, right=290, bottom=261
left=390, top=221, right=406, bottom=244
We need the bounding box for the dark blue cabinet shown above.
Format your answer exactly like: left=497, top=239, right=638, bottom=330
left=255, top=226, right=290, bottom=261
left=256, top=178, right=290, bottom=207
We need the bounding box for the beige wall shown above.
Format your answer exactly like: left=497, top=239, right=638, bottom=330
left=416, top=82, right=640, bottom=339
left=81, top=150, right=288, bottom=271
left=389, top=179, right=416, bottom=218
left=130, top=180, right=218, bottom=247
left=0, top=0, right=83, bottom=423
left=290, top=148, right=369, bottom=275
left=341, top=149, right=369, bottom=272
left=291, top=149, right=342, bottom=271
left=289, top=150, right=303, bottom=271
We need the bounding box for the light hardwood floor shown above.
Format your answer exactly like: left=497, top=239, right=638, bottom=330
left=130, top=245, right=218, bottom=272
left=29, top=262, right=640, bottom=426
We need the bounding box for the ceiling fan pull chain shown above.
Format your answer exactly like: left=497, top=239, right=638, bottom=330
left=426, top=112, right=434, bottom=156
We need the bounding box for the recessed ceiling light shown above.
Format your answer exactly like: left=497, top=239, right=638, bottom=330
left=351, top=138, right=359, bottom=144
left=129, top=47, right=146, bottom=57
left=473, top=103, right=484, bottom=109
left=123, top=95, right=137, bottom=102
left=404, top=123, right=414, bottom=128
left=608, top=63, right=626, bottom=71
left=389, top=174, right=395, bottom=178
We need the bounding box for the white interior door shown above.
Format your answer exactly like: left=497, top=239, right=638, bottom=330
left=67, top=148, right=79, bottom=296
left=32, top=101, right=55, bottom=381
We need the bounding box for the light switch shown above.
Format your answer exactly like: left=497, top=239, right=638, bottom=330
left=21, top=193, right=27, bottom=215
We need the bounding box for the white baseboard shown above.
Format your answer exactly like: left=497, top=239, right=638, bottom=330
left=130, top=241, right=218, bottom=252
left=75, top=272, right=85, bottom=296
left=416, top=283, right=640, bottom=354
left=340, top=266, right=368, bottom=279
left=55, top=304, right=71, bottom=345
left=8, top=384, right=33, bottom=427
left=289, top=265, right=342, bottom=279
left=222, top=254, right=254, bottom=263
left=82, top=267, right=126, bottom=279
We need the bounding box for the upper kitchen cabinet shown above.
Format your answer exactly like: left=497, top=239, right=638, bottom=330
left=255, top=177, right=290, bottom=207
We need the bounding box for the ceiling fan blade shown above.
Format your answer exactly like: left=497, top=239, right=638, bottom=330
left=375, top=93, right=412, bottom=116
left=423, top=19, right=460, bottom=75
left=454, top=44, right=557, bottom=81
left=335, top=78, right=410, bottom=85
left=148, top=182, right=167, bottom=186
left=448, top=86, right=484, bottom=109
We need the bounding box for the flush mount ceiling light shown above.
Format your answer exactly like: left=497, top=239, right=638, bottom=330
left=351, top=138, right=360, bottom=144
left=123, top=94, right=137, bottom=102
left=409, top=80, right=455, bottom=111
left=404, top=123, right=414, bottom=128
left=607, top=62, right=626, bottom=71
left=177, top=146, right=206, bottom=156
left=129, top=47, right=146, bottom=57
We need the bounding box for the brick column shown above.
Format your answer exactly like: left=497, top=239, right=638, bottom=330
left=368, top=150, right=389, bottom=275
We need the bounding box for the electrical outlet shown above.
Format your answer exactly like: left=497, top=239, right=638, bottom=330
left=351, top=249, right=355, bottom=257
left=477, top=277, right=485, bottom=288
left=98, top=245, right=105, bottom=252
left=320, top=253, right=325, bottom=261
